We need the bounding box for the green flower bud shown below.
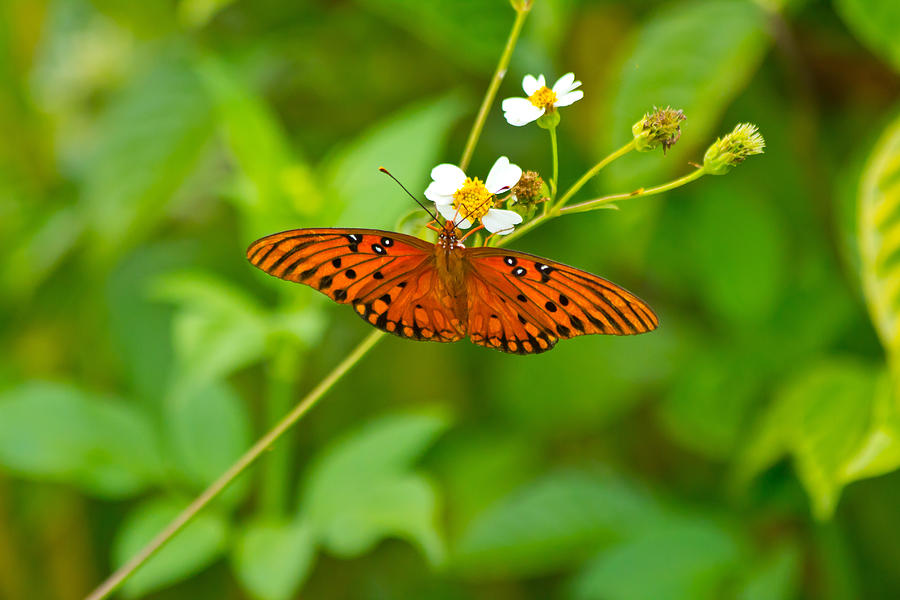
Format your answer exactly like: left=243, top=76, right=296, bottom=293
left=536, top=110, right=560, bottom=130
left=703, top=123, right=766, bottom=175
left=632, top=106, right=686, bottom=153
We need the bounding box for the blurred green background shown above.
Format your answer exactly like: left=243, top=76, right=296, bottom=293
left=3, top=0, right=900, bottom=598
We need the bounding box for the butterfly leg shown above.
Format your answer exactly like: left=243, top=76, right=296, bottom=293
left=459, top=224, right=485, bottom=242
left=426, top=220, right=442, bottom=233
left=482, top=231, right=501, bottom=246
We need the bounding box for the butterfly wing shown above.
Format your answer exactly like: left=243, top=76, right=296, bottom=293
left=247, top=228, right=465, bottom=343
left=464, top=248, right=658, bottom=354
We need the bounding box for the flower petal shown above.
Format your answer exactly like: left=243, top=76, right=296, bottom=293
left=436, top=203, right=472, bottom=229
left=424, top=182, right=455, bottom=205
left=485, top=156, right=522, bottom=194
left=554, top=90, right=583, bottom=107
left=481, top=208, right=523, bottom=235
left=522, top=74, right=545, bottom=96
left=502, top=97, right=544, bottom=126
left=552, top=72, right=580, bottom=95
left=429, top=163, right=466, bottom=194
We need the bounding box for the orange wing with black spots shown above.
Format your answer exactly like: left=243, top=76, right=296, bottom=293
left=246, top=228, right=465, bottom=343
left=463, top=248, right=658, bottom=354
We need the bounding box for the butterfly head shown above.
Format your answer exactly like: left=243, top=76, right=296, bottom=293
left=437, top=219, right=465, bottom=250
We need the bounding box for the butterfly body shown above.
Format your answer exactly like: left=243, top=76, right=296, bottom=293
left=247, top=224, right=658, bottom=354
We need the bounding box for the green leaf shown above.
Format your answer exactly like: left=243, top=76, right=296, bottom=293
left=164, top=379, right=251, bottom=506
left=232, top=518, right=316, bottom=600
left=569, top=517, right=741, bottom=600
left=735, top=360, right=881, bottom=519
left=738, top=544, right=801, bottom=600
left=82, top=58, right=214, bottom=256
left=178, top=0, right=237, bottom=28
left=687, top=182, right=786, bottom=325
left=603, top=0, right=769, bottom=189
left=835, top=0, right=900, bottom=72
left=859, top=112, right=900, bottom=355
left=659, top=344, right=761, bottom=460
left=151, top=270, right=269, bottom=382
left=353, top=0, right=511, bottom=71
left=453, top=471, right=663, bottom=578
left=322, top=94, right=466, bottom=229
left=301, top=412, right=449, bottom=565
left=0, top=205, right=84, bottom=301
left=840, top=374, right=900, bottom=481
left=114, top=497, right=229, bottom=597
left=195, top=54, right=324, bottom=237
left=0, top=382, right=163, bottom=498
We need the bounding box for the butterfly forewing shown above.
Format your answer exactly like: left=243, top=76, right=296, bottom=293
left=464, top=248, right=658, bottom=354
left=247, top=228, right=464, bottom=343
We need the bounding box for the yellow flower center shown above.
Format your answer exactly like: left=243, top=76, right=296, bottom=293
left=528, top=85, right=557, bottom=109
left=452, top=177, right=493, bottom=221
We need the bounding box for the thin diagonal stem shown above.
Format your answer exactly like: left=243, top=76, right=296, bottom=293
left=84, top=330, right=384, bottom=600
left=459, top=6, right=531, bottom=171
left=561, top=167, right=705, bottom=214
left=554, top=139, right=636, bottom=208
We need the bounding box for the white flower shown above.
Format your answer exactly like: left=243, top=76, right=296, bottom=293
left=501, top=72, right=583, bottom=127
left=424, top=156, right=523, bottom=235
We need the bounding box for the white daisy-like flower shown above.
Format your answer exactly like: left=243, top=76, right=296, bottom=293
left=501, top=73, right=583, bottom=127
left=424, top=156, right=523, bottom=235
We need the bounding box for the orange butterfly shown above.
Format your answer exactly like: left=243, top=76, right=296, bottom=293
left=247, top=219, right=658, bottom=354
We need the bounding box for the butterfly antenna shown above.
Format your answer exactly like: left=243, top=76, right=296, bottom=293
left=379, top=167, right=440, bottom=222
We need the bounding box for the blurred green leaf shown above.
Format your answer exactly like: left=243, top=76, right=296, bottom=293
left=0, top=205, right=84, bottom=301
left=859, top=112, right=900, bottom=359
left=568, top=517, right=741, bottom=600
left=114, top=496, right=229, bottom=597
left=687, top=183, right=785, bottom=325
left=659, top=344, right=761, bottom=459
left=196, top=54, right=324, bottom=238
left=835, top=0, right=900, bottom=72
left=0, top=382, right=163, bottom=498
left=738, top=543, right=801, bottom=600
left=232, top=518, right=316, bottom=600
left=301, top=412, right=449, bottom=565
left=735, top=360, right=881, bottom=519
left=106, top=242, right=192, bottom=402
left=164, top=379, right=251, bottom=506
left=840, top=374, right=900, bottom=481
left=604, top=0, right=769, bottom=189
left=453, top=471, right=663, bottom=578
left=178, top=0, right=237, bottom=28
left=152, top=270, right=269, bottom=382
left=354, top=0, right=511, bottom=71
left=322, top=94, right=466, bottom=229
left=83, top=58, right=214, bottom=256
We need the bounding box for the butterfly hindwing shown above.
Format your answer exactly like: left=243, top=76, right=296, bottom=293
left=247, top=228, right=464, bottom=343
left=465, top=248, right=658, bottom=354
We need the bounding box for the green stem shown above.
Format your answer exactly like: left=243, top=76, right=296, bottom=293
left=260, top=341, right=301, bottom=516
left=459, top=5, right=532, bottom=171
left=561, top=167, right=705, bottom=215
left=548, top=126, right=559, bottom=199
left=555, top=139, right=636, bottom=208
left=84, top=330, right=384, bottom=600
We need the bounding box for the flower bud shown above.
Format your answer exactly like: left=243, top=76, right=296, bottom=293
left=632, top=106, right=686, bottom=153
left=702, top=123, right=765, bottom=175
left=536, top=110, right=561, bottom=130
left=510, top=170, right=548, bottom=205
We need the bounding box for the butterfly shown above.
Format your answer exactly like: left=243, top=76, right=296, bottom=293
left=246, top=218, right=658, bottom=355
